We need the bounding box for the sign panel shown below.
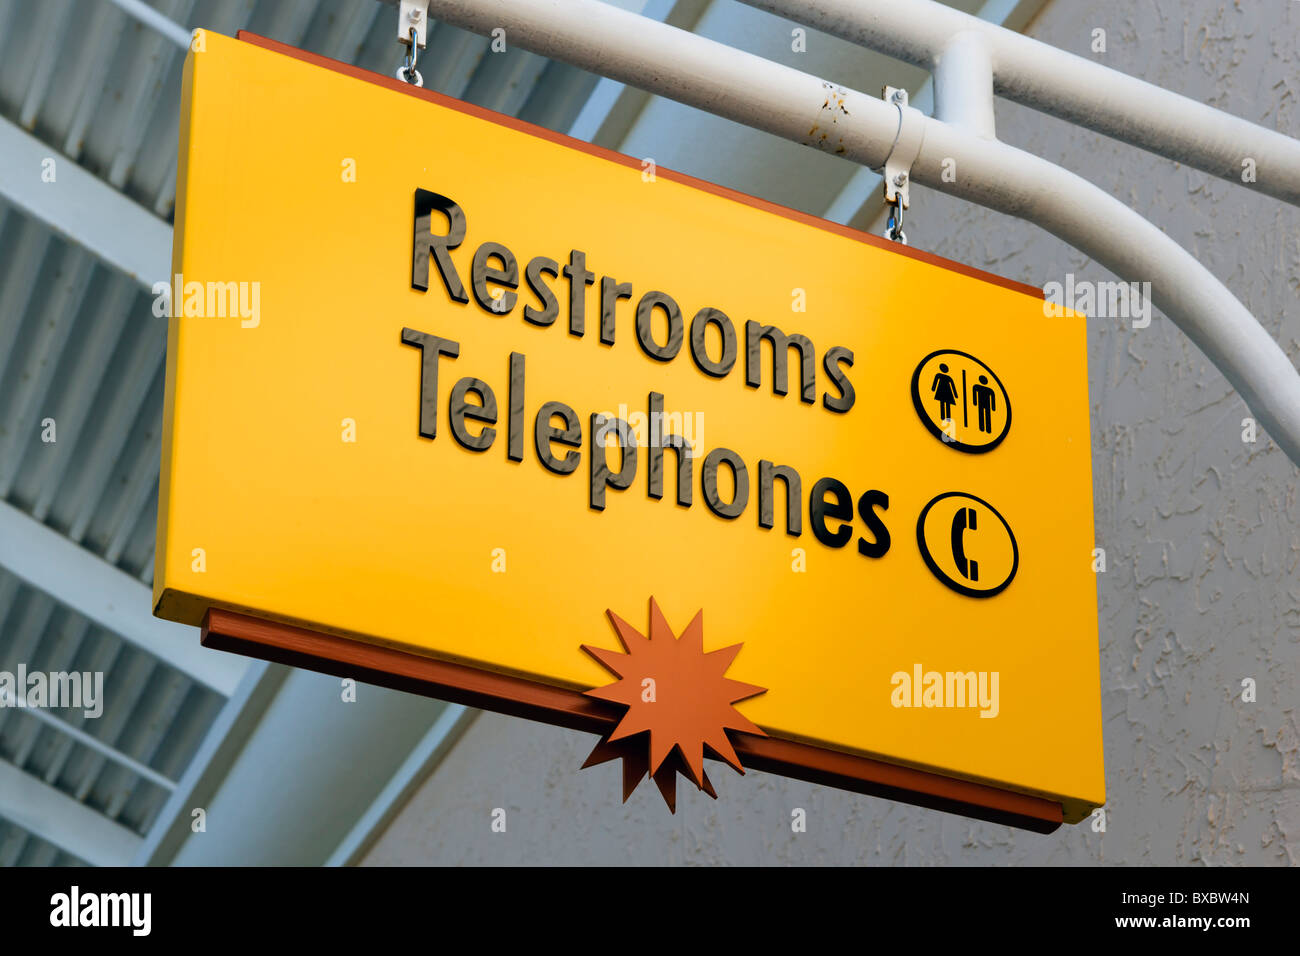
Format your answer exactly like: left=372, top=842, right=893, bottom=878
left=156, top=32, right=1103, bottom=824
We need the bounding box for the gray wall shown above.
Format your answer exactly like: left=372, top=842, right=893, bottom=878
left=363, top=0, right=1299, bottom=865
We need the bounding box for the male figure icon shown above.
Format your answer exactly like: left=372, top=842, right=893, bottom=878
left=971, top=374, right=997, bottom=433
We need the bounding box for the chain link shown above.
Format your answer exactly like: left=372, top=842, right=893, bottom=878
left=884, top=200, right=907, bottom=245
left=396, top=26, right=424, bottom=87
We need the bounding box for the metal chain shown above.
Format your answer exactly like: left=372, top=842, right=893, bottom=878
left=396, top=26, right=424, bottom=87
left=884, top=199, right=907, bottom=245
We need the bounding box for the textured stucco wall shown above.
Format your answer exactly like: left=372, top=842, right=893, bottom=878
left=363, top=0, right=1299, bottom=865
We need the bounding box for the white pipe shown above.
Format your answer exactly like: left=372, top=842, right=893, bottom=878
left=934, top=31, right=995, bottom=139
left=103, top=0, right=192, bottom=49
left=741, top=0, right=1300, bottom=207
left=916, top=123, right=1300, bottom=469
left=424, top=0, right=1300, bottom=465
left=445, top=0, right=903, bottom=164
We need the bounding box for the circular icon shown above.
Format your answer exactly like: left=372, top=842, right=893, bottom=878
left=916, top=492, right=1018, bottom=598
left=910, top=350, right=1011, bottom=453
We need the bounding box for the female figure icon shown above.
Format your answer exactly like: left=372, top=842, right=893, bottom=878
left=931, top=363, right=959, bottom=424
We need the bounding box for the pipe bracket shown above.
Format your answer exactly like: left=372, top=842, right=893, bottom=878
left=399, top=0, right=430, bottom=48
left=880, top=86, right=926, bottom=209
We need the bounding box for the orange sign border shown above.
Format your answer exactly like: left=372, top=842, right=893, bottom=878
left=205, top=607, right=1061, bottom=832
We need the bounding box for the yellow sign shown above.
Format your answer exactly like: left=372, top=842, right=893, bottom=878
left=155, top=32, right=1103, bottom=822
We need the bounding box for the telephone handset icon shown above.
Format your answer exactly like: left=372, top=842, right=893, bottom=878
left=951, top=507, right=979, bottom=582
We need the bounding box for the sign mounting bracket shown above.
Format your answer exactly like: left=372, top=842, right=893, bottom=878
left=398, top=1, right=430, bottom=50
left=879, top=85, right=925, bottom=211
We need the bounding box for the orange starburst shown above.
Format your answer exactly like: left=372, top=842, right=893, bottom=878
left=580, top=598, right=766, bottom=811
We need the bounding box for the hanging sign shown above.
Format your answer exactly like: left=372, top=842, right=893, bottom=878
left=155, top=30, right=1103, bottom=830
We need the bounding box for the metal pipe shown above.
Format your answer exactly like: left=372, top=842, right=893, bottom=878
left=444, top=0, right=903, bottom=165
left=934, top=31, right=995, bottom=139
left=741, top=0, right=1300, bottom=207
left=425, top=0, right=1300, bottom=465
left=915, top=122, right=1300, bottom=468
left=103, top=0, right=192, bottom=49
